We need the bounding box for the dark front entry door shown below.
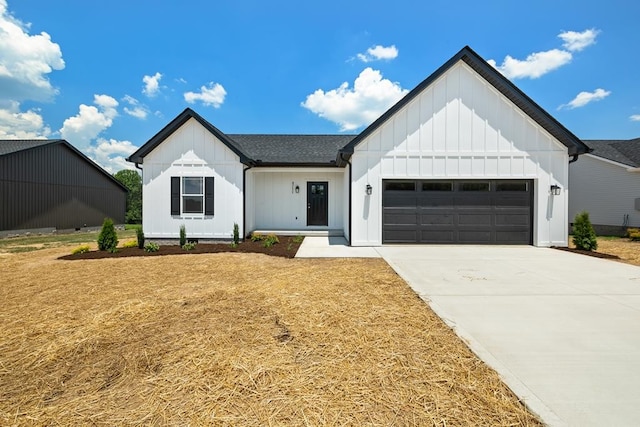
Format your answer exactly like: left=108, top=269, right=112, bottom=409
left=307, top=182, right=328, bottom=226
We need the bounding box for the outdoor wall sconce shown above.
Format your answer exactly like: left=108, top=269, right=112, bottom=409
left=295, top=185, right=300, bottom=193
left=366, top=184, right=373, bottom=195
left=550, top=184, right=561, bottom=196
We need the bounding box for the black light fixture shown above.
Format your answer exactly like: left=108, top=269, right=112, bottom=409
left=366, top=184, right=373, bottom=195
left=550, top=184, right=561, bottom=196
left=295, top=185, right=300, bottom=193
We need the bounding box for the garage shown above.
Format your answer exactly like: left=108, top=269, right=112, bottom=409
left=382, top=180, right=533, bottom=244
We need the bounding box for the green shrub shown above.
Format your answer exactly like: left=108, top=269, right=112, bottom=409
left=292, top=234, right=304, bottom=244
left=97, top=218, right=119, bottom=252
left=263, top=234, right=279, bottom=248
left=144, top=242, right=160, bottom=252
left=250, top=232, right=263, bottom=242
left=179, top=224, right=186, bottom=247
left=572, top=211, right=598, bottom=251
left=627, top=228, right=640, bottom=241
left=233, top=223, right=240, bottom=246
left=182, top=241, right=197, bottom=251
left=71, top=245, right=90, bottom=255
left=122, top=240, right=138, bottom=248
left=136, top=227, right=145, bottom=249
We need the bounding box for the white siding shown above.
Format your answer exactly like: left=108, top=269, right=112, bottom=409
left=350, top=62, right=569, bottom=247
left=569, top=154, right=640, bottom=228
left=248, top=168, right=346, bottom=232
left=142, top=118, right=244, bottom=239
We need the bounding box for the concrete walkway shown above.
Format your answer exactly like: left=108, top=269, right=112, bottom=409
left=295, top=236, right=380, bottom=258
left=376, top=246, right=640, bottom=427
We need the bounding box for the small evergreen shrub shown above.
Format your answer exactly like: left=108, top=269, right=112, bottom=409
left=71, top=245, right=90, bottom=255
left=182, top=241, right=197, bottom=251
left=233, top=223, right=240, bottom=246
left=122, top=240, right=138, bottom=248
left=136, top=227, right=145, bottom=249
left=179, top=224, right=187, bottom=247
left=97, top=218, right=118, bottom=252
left=263, top=234, right=279, bottom=248
left=144, top=242, right=160, bottom=252
left=572, top=211, right=598, bottom=251
left=627, top=228, right=640, bottom=241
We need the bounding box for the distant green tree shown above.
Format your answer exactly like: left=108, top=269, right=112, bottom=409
left=114, top=169, right=142, bottom=224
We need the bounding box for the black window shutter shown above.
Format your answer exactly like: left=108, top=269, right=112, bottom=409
left=205, top=177, right=214, bottom=215
left=171, top=177, right=180, bottom=215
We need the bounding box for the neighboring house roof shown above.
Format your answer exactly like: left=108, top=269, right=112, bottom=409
left=582, top=138, right=640, bottom=168
left=338, top=45, right=591, bottom=162
left=227, top=134, right=356, bottom=165
left=0, top=139, right=129, bottom=192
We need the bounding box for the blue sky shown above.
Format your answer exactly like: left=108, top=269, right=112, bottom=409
left=1, top=0, right=639, bottom=172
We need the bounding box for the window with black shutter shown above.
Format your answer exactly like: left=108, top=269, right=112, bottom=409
left=170, top=176, right=214, bottom=216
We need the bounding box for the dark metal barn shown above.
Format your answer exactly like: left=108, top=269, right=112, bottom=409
left=0, top=139, right=127, bottom=233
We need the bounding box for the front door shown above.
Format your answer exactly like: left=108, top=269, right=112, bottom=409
left=307, top=182, right=328, bottom=226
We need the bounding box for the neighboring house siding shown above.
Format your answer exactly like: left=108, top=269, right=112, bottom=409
left=142, top=118, right=244, bottom=239
left=0, top=143, right=126, bottom=232
left=350, top=62, right=569, bottom=247
left=569, top=154, right=640, bottom=230
left=249, top=169, right=345, bottom=231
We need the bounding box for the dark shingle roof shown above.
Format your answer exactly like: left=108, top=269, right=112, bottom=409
left=227, top=134, right=356, bottom=165
left=583, top=138, right=640, bottom=167
left=0, top=139, right=62, bottom=156
left=339, top=46, right=590, bottom=161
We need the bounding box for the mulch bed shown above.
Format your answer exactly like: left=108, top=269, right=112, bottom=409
left=552, top=246, right=620, bottom=260
left=59, top=236, right=302, bottom=260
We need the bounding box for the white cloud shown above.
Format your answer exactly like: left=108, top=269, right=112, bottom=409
left=184, top=82, right=226, bottom=108
left=0, top=101, right=51, bottom=138
left=357, top=45, right=399, bottom=62
left=559, top=88, right=610, bottom=110
left=122, top=94, right=148, bottom=119
left=142, top=72, right=162, bottom=97
left=629, top=115, right=640, bottom=122
left=487, top=49, right=572, bottom=79
left=59, top=94, right=118, bottom=148
left=301, top=67, right=408, bottom=131
left=559, top=28, right=600, bottom=52
left=86, top=137, right=138, bottom=173
left=0, top=0, right=65, bottom=102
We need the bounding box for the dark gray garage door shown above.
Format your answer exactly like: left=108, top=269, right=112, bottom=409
left=383, top=180, right=533, bottom=244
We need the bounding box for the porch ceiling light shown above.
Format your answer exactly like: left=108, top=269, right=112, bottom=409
left=366, top=184, right=373, bottom=195
left=550, top=184, right=561, bottom=196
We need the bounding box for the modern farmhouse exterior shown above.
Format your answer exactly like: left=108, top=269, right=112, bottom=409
left=0, top=139, right=127, bottom=235
left=569, top=138, right=640, bottom=235
left=128, top=46, right=590, bottom=247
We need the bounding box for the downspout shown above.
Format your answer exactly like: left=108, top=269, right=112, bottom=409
left=340, top=153, right=352, bottom=246
left=242, top=164, right=253, bottom=241
left=135, top=162, right=142, bottom=170
left=569, top=154, right=579, bottom=164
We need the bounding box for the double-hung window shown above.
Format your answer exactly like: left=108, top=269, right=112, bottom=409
left=171, top=176, right=214, bottom=216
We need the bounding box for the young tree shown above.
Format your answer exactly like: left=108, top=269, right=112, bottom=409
left=114, top=169, right=142, bottom=224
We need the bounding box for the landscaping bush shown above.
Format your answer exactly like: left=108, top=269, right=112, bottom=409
left=97, top=218, right=119, bottom=252
left=182, top=241, right=197, bottom=251
left=263, top=234, right=279, bottom=248
left=122, top=240, right=138, bottom=248
left=144, top=242, right=160, bottom=252
left=250, top=232, right=263, bottom=242
left=572, top=211, right=598, bottom=251
left=179, top=225, right=187, bottom=247
left=292, top=234, right=304, bottom=244
left=71, top=245, right=90, bottom=255
left=136, top=227, right=145, bottom=249
left=232, top=223, right=240, bottom=247
left=627, top=228, right=640, bottom=241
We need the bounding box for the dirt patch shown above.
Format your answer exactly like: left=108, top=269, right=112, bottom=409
left=0, top=247, right=541, bottom=426
left=59, top=236, right=302, bottom=260
left=552, top=246, right=621, bottom=260
left=557, top=236, right=640, bottom=266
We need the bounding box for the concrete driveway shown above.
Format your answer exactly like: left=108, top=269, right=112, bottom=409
left=376, top=246, right=640, bottom=427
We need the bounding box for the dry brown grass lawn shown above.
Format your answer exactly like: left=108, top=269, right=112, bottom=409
left=568, top=236, right=640, bottom=266
left=0, top=246, right=541, bottom=426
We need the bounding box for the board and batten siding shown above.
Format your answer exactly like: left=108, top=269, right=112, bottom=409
left=247, top=168, right=345, bottom=232
left=142, top=118, right=244, bottom=239
left=350, top=61, right=569, bottom=247
left=569, top=154, right=640, bottom=229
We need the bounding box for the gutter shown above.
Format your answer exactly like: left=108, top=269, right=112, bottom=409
left=339, top=153, right=352, bottom=246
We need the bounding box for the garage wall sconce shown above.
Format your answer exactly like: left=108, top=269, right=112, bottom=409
left=295, top=185, right=300, bottom=193
left=550, top=184, right=561, bottom=196
left=366, top=184, right=373, bottom=195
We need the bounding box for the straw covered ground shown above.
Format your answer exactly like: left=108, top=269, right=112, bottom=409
left=0, top=246, right=542, bottom=425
